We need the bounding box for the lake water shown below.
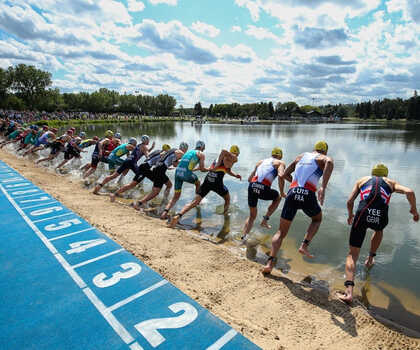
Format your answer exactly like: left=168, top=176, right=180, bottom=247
left=74, top=121, right=420, bottom=332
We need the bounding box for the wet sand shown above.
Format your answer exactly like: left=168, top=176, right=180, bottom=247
left=1, top=148, right=420, bottom=350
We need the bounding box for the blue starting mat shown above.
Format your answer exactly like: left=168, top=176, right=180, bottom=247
left=0, top=160, right=260, bottom=350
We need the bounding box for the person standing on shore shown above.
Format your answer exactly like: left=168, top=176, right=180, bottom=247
left=262, top=141, right=334, bottom=275
left=160, top=140, right=209, bottom=220
left=168, top=145, right=242, bottom=228
left=337, top=164, right=419, bottom=304
left=241, top=147, right=287, bottom=240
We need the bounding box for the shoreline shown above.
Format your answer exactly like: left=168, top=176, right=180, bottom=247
left=1, top=149, right=420, bottom=349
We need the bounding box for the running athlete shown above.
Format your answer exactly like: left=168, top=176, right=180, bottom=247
left=337, top=164, right=419, bottom=304
left=0, top=127, right=23, bottom=148
left=18, top=125, right=39, bottom=151
left=262, top=141, right=334, bottom=275
left=37, top=129, right=73, bottom=164
left=133, top=143, right=188, bottom=210
left=23, top=128, right=57, bottom=156
left=110, top=144, right=170, bottom=202
left=161, top=140, right=209, bottom=220
left=169, top=145, right=242, bottom=228
left=105, top=138, right=137, bottom=173
left=56, top=137, right=83, bottom=169
left=93, top=135, right=155, bottom=194
left=82, top=130, right=117, bottom=178
left=79, top=136, right=99, bottom=150
left=241, top=147, right=287, bottom=240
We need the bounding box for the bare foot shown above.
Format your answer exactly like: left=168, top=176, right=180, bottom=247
left=132, top=201, right=143, bottom=211
left=168, top=215, right=180, bottom=228
left=261, top=265, right=273, bottom=275
left=109, top=193, right=116, bottom=202
left=260, top=220, right=271, bottom=229
left=160, top=210, right=169, bottom=220
left=336, top=291, right=353, bottom=304
left=298, top=244, right=315, bottom=258
left=92, top=184, right=101, bottom=195
left=365, top=256, right=375, bottom=268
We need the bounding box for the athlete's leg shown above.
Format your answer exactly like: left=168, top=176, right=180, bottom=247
left=223, top=192, right=230, bottom=214
left=338, top=245, right=360, bottom=303
left=93, top=171, right=119, bottom=194
left=262, top=218, right=292, bottom=274
left=261, top=196, right=281, bottom=229
left=169, top=194, right=203, bottom=228
left=298, top=211, right=322, bottom=258
left=241, top=207, right=257, bottom=239
left=365, top=230, right=383, bottom=268
left=161, top=191, right=181, bottom=219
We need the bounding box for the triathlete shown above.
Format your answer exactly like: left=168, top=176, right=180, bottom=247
left=79, top=136, right=99, bottom=150
left=133, top=142, right=188, bottom=210
left=241, top=147, right=287, bottom=240
left=93, top=135, right=155, bottom=194
left=23, top=128, right=57, bottom=156
left=82, top=130, right=117, bottom=178
left=337, top=164, right=419, bottom=304
left=18, top=125, right=39, bottom=151
left=110, top=144, right=170, bottom=202
left=161, top=140, right=209, bottom=220
left=36, top=129, right=73, bottom=164
left=56, top=136, right=83, bottom=170
left=0, top=126, right=24, bottom=148
left=262, top=141, right=334, bottom=275
left=169, top=145, right=242, bottom=228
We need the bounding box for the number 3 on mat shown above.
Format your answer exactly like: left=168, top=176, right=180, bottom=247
left=135, top=302, right=198, bottom=347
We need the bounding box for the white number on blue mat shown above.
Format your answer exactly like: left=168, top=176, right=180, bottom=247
left=93, top=262, right=141, bottom=288
left=66, top=239, right=107, bottom=254
left=135, top=302, right=198, bottom=347
left=30, top=206, right=63, bottom=216
left=44, top=218, right=82, bottom=231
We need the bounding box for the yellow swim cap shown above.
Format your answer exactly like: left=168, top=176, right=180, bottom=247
left=162, top=144, right=171, bottom=151
left=272, top=147, right=283, bottom=158
left=372, top=163, right=388, bottom=177
left=314, top=141, right=328, bottom=153
left=230, top=145, right=240, bottom=155
left=105, top=130, right=114, bottom=138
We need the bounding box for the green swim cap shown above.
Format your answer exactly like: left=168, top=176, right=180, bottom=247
left=272, top=147, right=283, bottom=158
left=314, top=141, right=328, bottom=153
left=372, top=163, right=388, bottom=177
left=162, top=144, right=171, bottom=151
left=230, top=145, right=240, bottom=155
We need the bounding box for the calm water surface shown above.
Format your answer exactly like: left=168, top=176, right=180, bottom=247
left=75, top=121, right=420, bottom=332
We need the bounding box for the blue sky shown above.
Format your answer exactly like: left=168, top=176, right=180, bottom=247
left=0, top=0, right=419, bottom=107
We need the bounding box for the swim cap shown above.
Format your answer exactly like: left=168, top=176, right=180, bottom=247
left=93, top=136, right=99, bottom=141
left=105, top=130, right=113, bottom=138
left=162, top=144, right=171, bottom=151
left=70, top=127, right=76, bottom=131
left=114, top=132, right=121, bottom=139
left=79, top=132, right=86, bottom=138
left=195, top=140, right=205, bottom=150
left=141, top=135, right=149, bottom=143
left=314, top=141, right=328, bottom=153
left=230, top=145, right=240, bottom=155
left=67, top=129, right=73, bottom=135
left=33, top=125, right=39, bottom=131
left=179, top=142, right=189, bottom=151
left=128, top=137, right=137, bottom=146
left=51, top=128, right=58, bottom=133
left=272, top=147, right=283, bottom=158
left=43, top=125, right=49, bottom=130
left=372, top=163, right=388, bottom=177
left=74, top=137, right=82, bottom=144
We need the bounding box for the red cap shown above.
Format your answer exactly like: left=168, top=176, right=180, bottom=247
left=67, top=129, right=74, bottom=135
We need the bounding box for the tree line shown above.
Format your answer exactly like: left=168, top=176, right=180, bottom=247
left=1, top=64, right=419, bottom=120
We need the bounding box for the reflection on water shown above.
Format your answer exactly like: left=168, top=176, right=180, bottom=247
left=66, top=121, right=420, bottom=332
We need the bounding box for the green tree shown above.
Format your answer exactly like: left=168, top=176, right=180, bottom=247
left=8, top=64, right=52, bottom=109
left=194, top=101, right=203, bottom=116
left=0, top=67, right=12, bottom=107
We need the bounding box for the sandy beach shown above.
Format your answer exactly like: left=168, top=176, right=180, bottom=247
left=1, top=148, right=419, bottom=350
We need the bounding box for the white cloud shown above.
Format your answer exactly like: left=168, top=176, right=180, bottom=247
left=128, top=0, right=145, bottom=12
left=235, top=0, right=260, bottom=21
left=245, top=25, right=281, bottom=42
left=387, top=0, right=420, bottom=24
left=148, top=0, right=177, bottom=5
left=231, top=25, right=242, bottom=32
left=191, top=21, right=220, bottom=38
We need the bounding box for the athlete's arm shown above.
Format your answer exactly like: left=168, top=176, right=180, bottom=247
left=318, top=156, right=334, bottom=206
left=248, top=160, right=262, bottom=182
left=346, top=180, right=361, bottom=225
left=98, top=139, right=107, bottom=157
left=281, top=156, right=300, bottom=182
left=148, top=141, right=155, bottom=152
left=197, top=152, right=209, bottom=172
left=277, top=161, right=287, bottom=197
left=141, top=144, right=149, bottom=158
left=227, top=168, right=241, bottom=180
left=393, top=182, right=419, bottom=222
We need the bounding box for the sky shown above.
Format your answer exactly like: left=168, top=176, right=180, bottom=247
left=0, top=0, right=419, bottom=107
